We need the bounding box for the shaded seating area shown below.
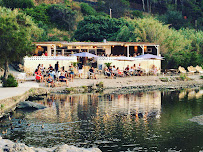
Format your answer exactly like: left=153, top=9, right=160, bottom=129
left=178, top=66, right=187, bottom=74
left=187, top=66, right=196, bottom=75
left=196, top=65, right=203, bottom=74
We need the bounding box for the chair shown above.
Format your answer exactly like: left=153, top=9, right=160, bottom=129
left=88, top=71, right=95, bottom=79
left=18, top=64, right=24, bottom=72
left=178, top=66, right=187, bottom=74
left=24, top=67, right=33, bottom=76
left=17, top=73, right=26, bottom=83
left=196, top=65, right=203, bottom=74
left=187, top=66, right=196, bottom=75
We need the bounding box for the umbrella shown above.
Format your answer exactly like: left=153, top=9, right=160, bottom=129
left=71, top=52, right=98, bottom=58
left=51, top=56, right=76, bottom=60
left=71, top=52, right=98, bottom=78
left=134, top=54, right=163, bottom=59
left=134, top=54, right=164, bottom=75
left=116, top=56, right=135, bottom=61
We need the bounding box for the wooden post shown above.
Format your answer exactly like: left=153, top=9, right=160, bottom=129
left=140, top=45, right=144, bottom=55
left=127, top=45, right=129, bottom=57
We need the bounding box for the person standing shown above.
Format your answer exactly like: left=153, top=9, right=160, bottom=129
left=69, top=64, right=74, bottom=82
left=78, top=62, right=83, bottom=78
left=55, top=61, right=59, bottom=72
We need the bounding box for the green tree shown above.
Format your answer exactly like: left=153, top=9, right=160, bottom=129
left=80, top=3, right=97, bottom=16
left=24, top=4, right=51, bottom=24
left=0, top=7, right=41, bottom=86
left=47, top=4, right=77, bottom=31
left=158, top=10, right=186, bottom=29
left=74, top=16, right=132, bottom=42
left=1, top=0, right=34, bottom=9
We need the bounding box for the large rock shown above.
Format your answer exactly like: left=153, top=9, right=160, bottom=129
left=0, top=137, right=102, bottom=152
left=0, top=137, right=34, bottom=152
left=189, top=115, right=203, bottom=125
left=17, top=101, right=47, bottom=110
left=53, top=144, right=101, bottom=152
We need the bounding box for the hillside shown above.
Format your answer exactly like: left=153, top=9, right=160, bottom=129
left=0, top=0, right=202, bottom=69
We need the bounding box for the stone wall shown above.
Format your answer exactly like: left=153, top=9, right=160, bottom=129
left=0, top=88, right=49, bottom=118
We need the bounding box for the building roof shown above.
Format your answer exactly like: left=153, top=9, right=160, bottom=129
left=33, top=41, right=159, bottom=46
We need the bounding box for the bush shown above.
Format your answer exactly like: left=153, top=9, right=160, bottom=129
left=200, top=76, right=203, bottom=79
left=2, top=74, right=18, bottom=87
left=179, top=73, right=191, bottom=81
left=2, top=0, right=34, bottom=9
left=131, top=10, right=143, bottom=18
left=104, top=62, right=112, bottom=68
left=80, top=3, right=97, bottom=16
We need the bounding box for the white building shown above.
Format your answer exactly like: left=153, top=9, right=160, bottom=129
left=24, top=41, right=161, bottom=73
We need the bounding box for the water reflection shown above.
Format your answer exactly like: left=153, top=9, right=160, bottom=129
left=0, top=89, right=203, bottom=152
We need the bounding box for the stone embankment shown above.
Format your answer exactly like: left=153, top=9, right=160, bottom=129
left=0, top=137, right=101, bottom=152
left=0, top=87, right=49, bottom=118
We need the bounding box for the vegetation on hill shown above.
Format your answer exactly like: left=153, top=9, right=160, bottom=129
left=0, top=0, right=202, bottom=69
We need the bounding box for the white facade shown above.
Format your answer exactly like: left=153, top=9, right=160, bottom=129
left=24, top=41, right=161, bottom=73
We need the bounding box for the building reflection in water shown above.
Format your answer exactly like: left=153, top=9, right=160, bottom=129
left=26, top=91, right=161, bottom=125
left=2, top=89, right=203, bottom=151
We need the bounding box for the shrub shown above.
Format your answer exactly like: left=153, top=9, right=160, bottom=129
left=131, top=10, right=143, bottom=18
left=2, top=0, right=34, bottom=9
left=200, top=76, right=203, bottom=79
left=2, top=74, right=18, bottom=87
left=80, top=3, right=97, bottom=16
left=104, top=62, right=112, bottom=68
left=0, top=104, right=4, bottom=110
left=179, top=73, right=191, bottom=81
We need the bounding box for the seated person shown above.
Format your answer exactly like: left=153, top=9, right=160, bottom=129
left=35, top=70, right=44, bottom=82
left=152, top=65, right=158, bottom=75
left=112, top=65, right=117, bottom=76
left=124, top=65, right=130, bottom=76
left=48, top=64, right=53, bottom=71
left=49, top=70, right=56, bottom=80
left=129, top=67, right=134, bottom=76
left=137, top=63, right=143, bottom=76
left=108, top=66, right=114, bottom=79
left=59, top=73, right=69, bottom=86
left=46, top=74, right=54, bottom=87
left=89, top=67, right=97, bottom=79
left=104, top=67, right=111, bottom=77
left=116, top=67, right=124, bottom=77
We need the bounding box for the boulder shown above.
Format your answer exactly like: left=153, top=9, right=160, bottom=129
left=0, top=137, right=34, bottom=152
left=53, top=144, right=101, bottom=152
left=0, top=137, right=102, bottom=152
left=17, top=101, right=47, bottom=110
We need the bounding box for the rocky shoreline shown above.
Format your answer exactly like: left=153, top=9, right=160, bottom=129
left=0, top=137, right=101, bottom=152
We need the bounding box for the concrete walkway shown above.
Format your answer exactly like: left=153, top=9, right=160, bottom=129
left=0, top=82, right=39, bottom=100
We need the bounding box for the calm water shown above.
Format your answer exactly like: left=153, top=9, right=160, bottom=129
left=1, top=89, right=203, bottom=152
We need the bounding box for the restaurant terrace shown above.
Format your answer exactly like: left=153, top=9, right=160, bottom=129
left=23, top=41, right=162, bottom=74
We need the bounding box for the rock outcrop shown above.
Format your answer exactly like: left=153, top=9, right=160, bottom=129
left=0, top=137, right=101, bottom=152
left=17, top=101, right=47, bottom=110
